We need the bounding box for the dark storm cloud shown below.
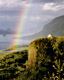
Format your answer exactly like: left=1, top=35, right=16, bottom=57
left=18, top=0, right=59, bottom=3
left=33, top=0, right=54, bottom=3
left=30, top=0, right=64, bottom=3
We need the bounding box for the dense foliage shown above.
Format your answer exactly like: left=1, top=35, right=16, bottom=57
left=27, top=37, right=64, bottom=80
left=0, top=50, right=28, bottom=80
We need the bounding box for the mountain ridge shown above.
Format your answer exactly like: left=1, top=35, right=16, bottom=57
left=22, top=15, right=64, bottom=40
left=0, top=29, right=13, bottom=35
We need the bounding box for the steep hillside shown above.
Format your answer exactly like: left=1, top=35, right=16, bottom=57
left=27, top=37, right=64, bottom=80
left=22, top=15, right=64, bottom=40
left=41, top=15, right=64, bottom=37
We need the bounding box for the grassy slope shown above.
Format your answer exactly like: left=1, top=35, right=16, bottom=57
left=0, top=53, right=11, bottom=59
left=0, top=49, right=28, bottom=80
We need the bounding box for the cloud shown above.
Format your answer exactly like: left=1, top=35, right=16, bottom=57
left=32, top=0, right=54, bottom=3
left=0, top=0, right=5, bottom=7
left=0, top=16, right=10, bottom=20
left=0, top=15, right=19, bottom=21
left=0, top=0, right=28, bottom=8
left=30, top=0, right=64, bottom=3
left=30, top=16, right=41, bottom=21
left=0, top=0, right=64, bottom=8
left=41, top=2, right=64, bottom=11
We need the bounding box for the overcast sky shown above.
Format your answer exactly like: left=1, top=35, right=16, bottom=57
left=0, top=0, right=64, bottom=34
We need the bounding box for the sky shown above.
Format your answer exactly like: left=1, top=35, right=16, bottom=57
left=0, top=0, right=64, bottom=35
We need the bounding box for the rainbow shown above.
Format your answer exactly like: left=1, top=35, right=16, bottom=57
left=11, top=1, right=32, bottom=50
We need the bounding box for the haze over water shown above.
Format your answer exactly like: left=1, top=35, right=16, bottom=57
left=0, top=34, right=31, bottom=50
